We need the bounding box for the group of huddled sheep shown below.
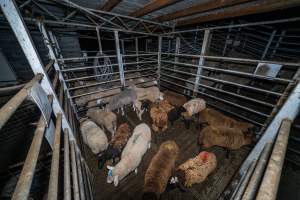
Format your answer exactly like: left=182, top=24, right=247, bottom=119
left=79, top=85, right=256, bottom=200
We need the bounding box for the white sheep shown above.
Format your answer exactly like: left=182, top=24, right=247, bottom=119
left=182, top=98, right=206, bottom=117
left=86, top=108, right=117, bottom=137
left=131, top=86, right=163, bottom=103
left=80, top=119, right=108, bottom=155
left=106, top=123, right=151, bottom=187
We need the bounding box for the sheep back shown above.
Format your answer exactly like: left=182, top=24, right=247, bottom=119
left=107, top=89, right=137, bottom=111
left=199, top=108, right=254, bottom=133
left=150, top=106, right=168, bottom=132
left=80, top=119, right=108, bottom=154
left=183, top=98, right=206, bottom=117
left=143, top=141, right=179, bottom=199
left=200, top=126, right=252, bottom=150
left=110, top=123, right=132, bottom=152
left=163, top=90, right=187, bottom=107
left=86, top=108, right=117, bottom=134
left=176, top=151, right=217, bottom=187
left=159, top=100, right=174, bottom=113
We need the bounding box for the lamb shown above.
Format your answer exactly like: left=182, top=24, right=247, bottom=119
left=198, top=108, right=255, bottom=133
left=98, top=123, right=132, bottom=169
left=159, top=99, right=186, bottom=126
left=106, top=123, right=151, bottom=187
left=163, top=90, right=187, bottom=108
left=80, top=119, right=109, bottom=155
left=106, top=88, right=137, bottom=115
left=158, top=99, right=174, bottom=113
left=173, top=151, right=217, bottom=188
left=199, top=125, right=254, bottom=150
left=86, top=108, right=117, bottom=137
left=143, top=140, right=179, bottom=200
left=150, top=104, right=168, bottom=133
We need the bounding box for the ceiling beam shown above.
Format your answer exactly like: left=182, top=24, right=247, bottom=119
left=129, top=0, right=180, bottom=18
left=177, top=0, right=300, bottom=27
left=97, top=0, right=122, bottom=11
left=154, top=0, right=251, bottom=22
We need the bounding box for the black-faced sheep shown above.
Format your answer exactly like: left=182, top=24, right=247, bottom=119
left=80, top=119, right=109, bottom=155
left=98, top=123, right=132, bottom=169
left=143, top=140, right=179, bottom=200
left=174, top=151, right=217, bottom=188
left=106, top=123, right=151, bottom=187
left=86, top=108, right=117, bottom=137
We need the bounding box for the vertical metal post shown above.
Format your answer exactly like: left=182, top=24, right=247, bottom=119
left=47, top=114, right=62, bottom=200
left=168, top=39, right=171, bottom=52
left=114, top=31, right=125, bottom=88
left=222, top=22, right=234, bottom=56
left=145, top=39, right=148, bottom=52
left=96, top=26, right=103, bottom=54
left=193, top=29, right=210, bottom=96
left=76, top=149, right=86, bottom=200
left=157, top=36, right=162, bottom=88
left=70, top=141, right=80, bottom=200
left=261, top=30, right=277, bottom=60
left=64, top=129, right=71, bottom=200
left=270, top=30, right=285, bottom=58
left=0, top=0, right=75, bottom=139
left=135, top=37, right=139, bottom=69
left=174, top=36, right=180, bottom=69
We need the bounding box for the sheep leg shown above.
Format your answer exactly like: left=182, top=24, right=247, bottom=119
left=121, top=107, right=125, bottom=116
left=134, top=168, right=138, bottom=175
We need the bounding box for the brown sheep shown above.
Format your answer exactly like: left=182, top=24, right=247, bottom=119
left=158, top=99, right=174, bottom=113
left=150, top=105, right=168, bottom=133
left=175, top=151, right=217, bottom=188
left=98, top=123, right=132, bottom=169
left=143, top=140, right=179, bottom=200
left=199, top=126, right=254, bottom=150
left=163, top=90, right=187, bottom=107
left=198, top=108, right=254, bottom=133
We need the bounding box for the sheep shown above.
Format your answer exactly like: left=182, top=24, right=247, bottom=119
left=106, top=88, right=137, bottom=116
left=143, top=140, right=179, bottom=200
left=133, top=100, right=146, bottom=120
left=198, top=108, right=254, bottom=133
left=106, top=123, right=151, bottom=187
left=173, top=151, right=217, bottom=188
left=98, top=123, right=132, bottom=169
left=199, top=125, right=254, bottom=150
left=131, top=86, right=164, bottom=103
left=181, top=98, right=206, bottom=129
left=158, top=99, right=174, bottom=113
left=150, top=104, right=168, bottom=133
left=182, top=98, right=206, bottom=117
left=86, top=108, right=117, bottom=137
left=80, top=119, right=109, bottom=155
left=163, top=90, right=187, bottom=108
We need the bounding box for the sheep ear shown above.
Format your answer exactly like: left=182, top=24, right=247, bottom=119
left=107, top=165, right=114, bottom=170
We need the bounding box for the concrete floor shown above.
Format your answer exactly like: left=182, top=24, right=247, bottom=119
left=84, top=109, right=250, bottom=200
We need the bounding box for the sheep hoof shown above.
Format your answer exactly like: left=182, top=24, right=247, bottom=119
left=134, top=168, right=138, bottom=175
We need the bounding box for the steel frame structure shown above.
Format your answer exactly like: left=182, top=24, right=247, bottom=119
left=2, top=0, right=300, bottom=199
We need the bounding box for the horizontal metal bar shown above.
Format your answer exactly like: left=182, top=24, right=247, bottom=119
left=69, top=73, right=156, bottom=91
left=160, top=78, right=270, bottom=117
left=71, top=73, right=157, bottom=99
left=65, top=66, right=157, bottom=82
left=160, top=66, right=282, bottom=96
left=161, top=60, right=292, bottom=84
left=161, top=52, right=300, bottom=67
left=160, top=83, right=263, bottom=126
left=160, top=72, right=275, bottom=107
left=0, top=73, right=43, bottom=131
left=12, top=114, right=48, bottom=200
left=61, top=60, right=157, bottom=72
left=164, top=17, right=300, bottom=35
